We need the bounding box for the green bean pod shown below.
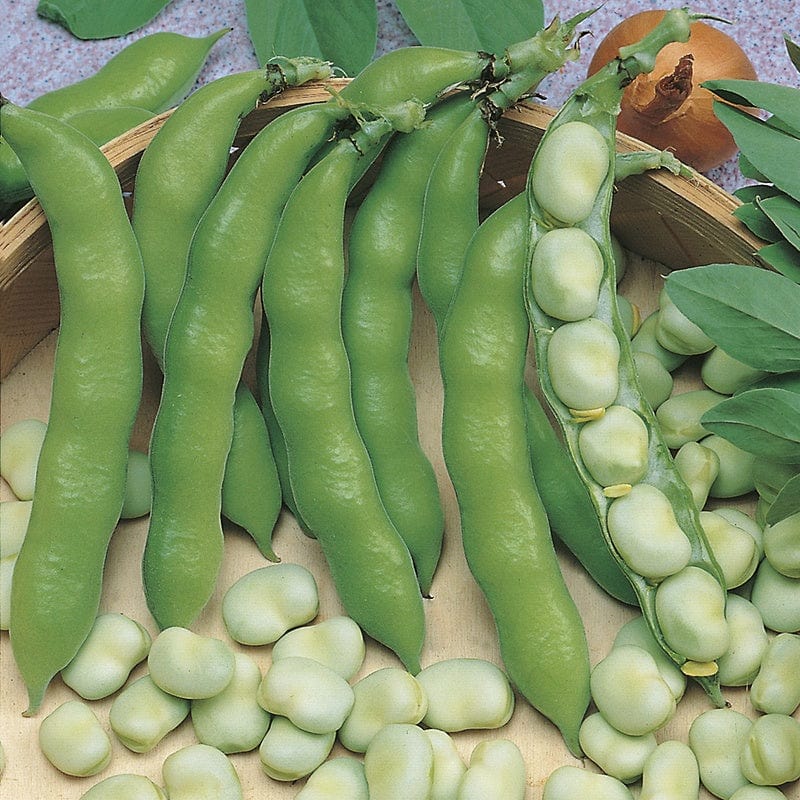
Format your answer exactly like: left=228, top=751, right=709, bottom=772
left=2, top=101, right=144, bottom=714
left=143, top=101, right=350, bottom=630
left=65, top=105, right=155, bottom=145
left=132, top=58, right=331, bottom=559
left=340, top=91, right=476, bottom=592
left=440, top=193, right=590, bottom=756
left=0, top=28, right=228, bottom=209
left=523, top=8, right=728, bottom=705
left=261, top=115, right=427, bottom=675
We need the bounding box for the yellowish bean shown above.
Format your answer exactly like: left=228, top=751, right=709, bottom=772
left=655, top=566, right=730, bottom=664
left=542, top=764, right=634, bottom=800
left=109, top=674, right=190, bottom=753
left=631, top=350, right=674, bottom=410
left=717, top=594, right=768, bottom=687
left=258, top=716, right=335, bottom=781
left=701, top=434, right=758, bottom=499
left=221, top=563, right=319, bottom=645
left=79, top=774, right=168, bottom=800
left=416, top=658, right=514, bottom=733
left=338, top=666, right=427, bottom=753
left=191, top=651, right=271, bottom=753
left=655, top=287, right=715, bottom=356
left=530, top=120, right=610, bottom=225
left=425, top=729, right=466, bottom=800
left=257, top=655, right=354, bottom=735
left=147, top=626, right=235, bottom=699
left=673, top=441, right=720, bottom=510
left=639, top=739, right=700, bottom=800
left=0, top=418, right=47, bottom=500
left=38, top=699, right=112, bottom=777
left=271, top=615, right=364, bottom=681
left=364, top=723, right=434, bottom=800
left=750, top=560, right=800, bottom=633
left=763, top=512, right=800, bottom=578
left=739, top=713, right=800, bottom=786
left=162, top=743, right=242, bottom=800
left=701, top=346, right=766, bottom=395
left=294, top=757, right=368, bottom=800
left=61, top=612, right=152, bottom=700
left=655, top=389, right=726, bottom=450
left=456, top=738, right=526, bottom=800
left=750, top=633, right=800, bottom=715
left=700, top=511, right=760, bottom=590
left=578, top=711, right=657, bottom=783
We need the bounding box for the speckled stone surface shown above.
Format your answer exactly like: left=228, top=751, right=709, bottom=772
left=1, top=0, right=798, bottom=190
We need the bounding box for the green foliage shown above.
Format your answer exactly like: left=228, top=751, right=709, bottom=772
left=36, top=0, right=172, bottom=38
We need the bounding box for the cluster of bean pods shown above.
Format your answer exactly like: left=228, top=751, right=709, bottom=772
left=3, top=6, right=798, bottom=797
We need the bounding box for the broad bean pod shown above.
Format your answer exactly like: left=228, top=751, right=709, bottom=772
left=133, top=59, right=331, bottom=561
left=2, top=100, right=145, bottom=715
left=143, top=95, right=353, bottom=630
left=260, top=113, right=428, bottom=673
left=0, top=29, right=227, bottom=210
left=523, top=7, right=729, bottom=704
left=439, top=193, right=589, bottom=754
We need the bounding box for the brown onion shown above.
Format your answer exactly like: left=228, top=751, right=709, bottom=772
left=587, top=10, right=758, bottom=172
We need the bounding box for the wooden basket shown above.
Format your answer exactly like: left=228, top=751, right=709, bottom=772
left=0, top=81, right=769, bottom=800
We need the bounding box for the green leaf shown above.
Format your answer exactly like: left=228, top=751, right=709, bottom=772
left=245, top=0, right=377, bottom=76
left=757, top=240, right=800, bottom=283
left=715, top=102, right=800, bottom=202
left=785, top=35, right=800, bottom=74
left=757, top=194, right=800, bottom=252
left=734, top=184, right=782, bottom=204
left=704, top=78, right=800, bottom=132
left=665, top=264, right=800, bottom=373
left=36, top=0, right=173, bottom=38
left=700, top=388, right=800, bottom=462
left=745, top=371, right=800, bottom=395
left=733, top=202, right=782, bottom=242
left=738, top=152, right=769, bottom=183
left=394, top=0, right=544, bottom=52
left=767, top=473, right=800, bottom=524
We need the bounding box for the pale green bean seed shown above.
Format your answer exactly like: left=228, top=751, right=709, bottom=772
left=295, top=757, right=369, bottom=800
left=221, top=564, right=319, bottom=645
left=257, top=656, right=354, bottom=735
left=631, top=312, right=688, bottom=372
left=258, top=716, right=335, bottom=781
left=739, top=714, right=800, bottom=786
left=616, top=295, right=640, bottom=339
left=364, top=723, right=434, bottom=800
left=717, top=594, right=769, bottom=687
left=655, top=287, right=715, bottom=355
left=674, top=442, right=720, bottom=509
left=764, top=513, right=800, bottom=578
left=606, top=483, right=692, bottom=580
left=109, top=674, right=190, bottom=753
left=0, top=418, right=46, bottom=499
left=121, top=449, right=152, bottom=519
left=700, top=511, right=761, bottom=590
left=578, top=405, right=649, bottom=488
left=578, top=711, right=657, bottom=783
left=701, top=434, right=758, bottom=499
left=750, top=633, right=800, bottom=715
left=416, top=658, right=514, bottom=733
left=80, top=774, right=168, bottom=800
left=38, top=699, right=112, bottom=777
left=688, top=708, right=753, bottom=799
left=611, top=233, right=627, bottom=284
left=0, top=499, right=31, bottom=557
left=456, top=738, right=526, bottom=800
left=531, top=120, right=610, bottom=225
left=338, top=666, right=427, bottom=753
left=589, top=645, right=677, bottom=736
left=655, top=566, right=730, bottom=664
left=632, top=351, right=674, bottom=410
left=655, top=389, right=726, bottom=450
left=701, top=347, right=767, bottom=395
left=147, top=627, right=235, bottom=699
left=424, top=729, right=467, bottom=800
left=162, top=743, right=242, bottom=800
left=542, top=765, right=634, bottom=800
left=750, top=560, right=800, bottom=633
left=547, top=318, right=620, bottom=412
left=271, top=615, right=364, bottom=680
left=0, top=501, right=26, bottom=626
left=191, top=651, right=270, bottom=753
left=715, top=507, right=764, bottom=559
left=639, top=739, right=700, bottom=800
left=61, top=612, right=152, bottom=700
left=613, top=615, right=686, bottom=700
left=729, top=786, right=790, bottom=800
left=529, top=227, right=604, bottom=321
